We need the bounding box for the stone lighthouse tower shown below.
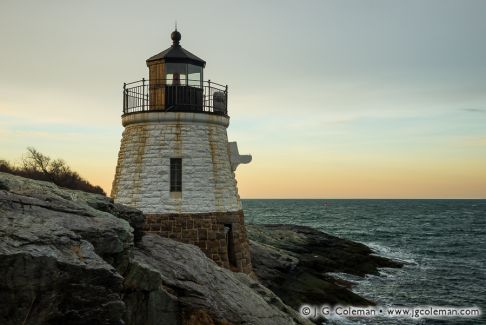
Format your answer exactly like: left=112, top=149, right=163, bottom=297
left=111, top=29, right=253, bottom=274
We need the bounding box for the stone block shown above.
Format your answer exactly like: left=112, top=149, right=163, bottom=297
left=208, top=231, right=217, bottom=240
left=149, top=224, right=161, bottom=232
left=182, top=229, right=197, bottom=240
left=186, top=219, right=194, bottom=229
left=198, top=229, right=208, bottom=240
left=172, top=226, right=182, bottom=233
left=168, top=232, right=182, bottom=240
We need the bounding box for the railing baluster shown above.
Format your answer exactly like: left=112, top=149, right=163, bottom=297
left=208, top=80, right=211, bottom=112
left=123, top=83, right=126, bottom=114
left=225, top=85, right=228, bottom=115
left=142, top=78, right=145, bottom=111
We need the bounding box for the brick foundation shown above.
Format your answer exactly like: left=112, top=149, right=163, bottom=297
left=144, top=210, right=253, bottom=274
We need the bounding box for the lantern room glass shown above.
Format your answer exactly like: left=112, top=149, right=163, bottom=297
left=188, top=64, right=203, bottom=88
left=165, top=63, right=203, bottom=88
left=165, top=63, right=187, bottom=86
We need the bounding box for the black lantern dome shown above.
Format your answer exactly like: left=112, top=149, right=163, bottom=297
left=146, top=30, right=206, bottom=67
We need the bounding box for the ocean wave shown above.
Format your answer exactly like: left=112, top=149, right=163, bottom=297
left=365, top=242, right=417, bottom=265
left=243, top=199, right=485, bottom=322
left=326, top=272, right=364, bottom=284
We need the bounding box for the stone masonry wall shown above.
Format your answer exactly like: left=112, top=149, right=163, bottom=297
left=144, top=210, right=253, bottom=275
left=111, top=113, right=242, bottom=214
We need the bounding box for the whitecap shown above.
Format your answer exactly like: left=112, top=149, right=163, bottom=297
left=365, top=242, right=417, bottom=265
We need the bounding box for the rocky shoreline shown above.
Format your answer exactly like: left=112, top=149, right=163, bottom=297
left=248, top=224, right=403, bottom=311
left=0, top=172, right=402, bottom=324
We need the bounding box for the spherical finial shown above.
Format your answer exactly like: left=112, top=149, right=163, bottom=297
left=171, top=30, right=181, bottom=45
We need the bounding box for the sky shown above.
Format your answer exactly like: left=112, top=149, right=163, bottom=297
left=1, top=0, right=485, bottom=198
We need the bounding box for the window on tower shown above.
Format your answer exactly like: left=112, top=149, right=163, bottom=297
left=166, top=63, right=187, bottom=86
left=187, top=64, right=203, bottom=88
left=170, top=158, right=182, bottom=192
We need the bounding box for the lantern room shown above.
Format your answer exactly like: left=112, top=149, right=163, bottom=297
left=146, top=29, right=205, bottom=87
left=122, top=29, right=228, bottom=116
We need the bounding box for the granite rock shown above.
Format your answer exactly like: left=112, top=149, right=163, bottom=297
left=247, top=224, right=403, bottom=310
left=123, top=234, right=311, bottom=325
left=0, top=173, right=311, bottom=325
left=0, top=172, right=132, bottom=324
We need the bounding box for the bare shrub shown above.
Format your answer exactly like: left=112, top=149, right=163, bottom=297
left=1, top=148, right=105, bottom=195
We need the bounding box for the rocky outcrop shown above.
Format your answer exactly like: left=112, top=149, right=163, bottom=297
left=123, top=234, right=308, bottom=325
left=0, top=173, right=310, bottom=325
left=247, top=224, right=403, bottom=310
left=0, top=172, right=133, bottom=324
left=0, top=172, right=401, bottom=325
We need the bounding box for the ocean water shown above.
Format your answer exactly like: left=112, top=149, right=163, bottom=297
left=242, top=199, right=486, bottom=324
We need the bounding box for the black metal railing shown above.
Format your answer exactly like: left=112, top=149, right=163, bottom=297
left=122, top=79, right=228, bottom=116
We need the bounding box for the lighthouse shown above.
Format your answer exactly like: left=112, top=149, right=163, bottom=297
left=111, top=29, right=253, bottom=274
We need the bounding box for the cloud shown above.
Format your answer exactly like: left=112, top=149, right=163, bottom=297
left=461, top=108, right=486, bottom=113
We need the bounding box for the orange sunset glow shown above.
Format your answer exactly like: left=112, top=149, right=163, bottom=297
left=1, top=0, right=485, bottom=199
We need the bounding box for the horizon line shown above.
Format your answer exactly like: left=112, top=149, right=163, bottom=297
left=240, top=197, right=486, bottom=200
